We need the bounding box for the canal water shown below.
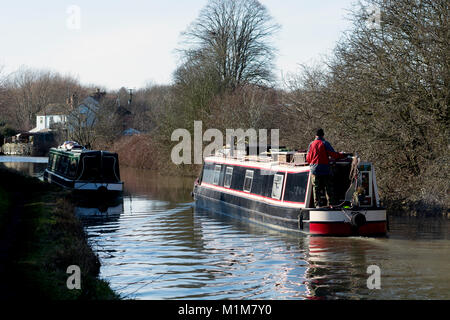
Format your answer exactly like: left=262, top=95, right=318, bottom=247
left=1, top=157, right=449, bottom=300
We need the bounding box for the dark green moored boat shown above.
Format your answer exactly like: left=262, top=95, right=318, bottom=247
left=44, top=142, right=123, bottom=195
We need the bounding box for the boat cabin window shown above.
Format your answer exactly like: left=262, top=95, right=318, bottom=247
left=67, top=158, right=78, bottom=178
left=271, top=174, right=284, bottom=200
left=59, top=156, right=69, bottom=175
left=243, top=170, right=254, bottom=193
left=57, top=156, right=65, bottom=173
left=48, top=154, right=54, bottom=169
left=213, top=165, right=221, bottom=185
left=224, top=167, right=233, bottom=188
left=52, top=155, right=58, bottom=171
left=283, top=172, right=309, bottom=203
left=201, top=163, right=215, bottom=184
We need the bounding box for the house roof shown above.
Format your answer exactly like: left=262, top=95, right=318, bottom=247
left=76, top=96, right=100, bottom=113
left=37, top=103, right=69, bottom=116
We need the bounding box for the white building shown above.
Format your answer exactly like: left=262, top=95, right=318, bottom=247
left=29, top=90, right=110, bottom=135
left=29, top=103, right=69, bottom=133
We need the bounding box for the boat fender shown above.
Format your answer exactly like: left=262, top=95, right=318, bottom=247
left=191, top=183, right=198, bottom=198
left=351, top=212, right=366, bottom=228
left=298, top=211, right=304, bottom=230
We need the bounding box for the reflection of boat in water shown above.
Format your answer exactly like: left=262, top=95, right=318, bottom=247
left=193, top=146, right=387, bottom=237
left=194, top=206, right=376, bottom=300
left=43, top=142, right=123, bottom=196
left=74, top=196, right=124, bottom=224
left=75, top=201, right=123, bottom=217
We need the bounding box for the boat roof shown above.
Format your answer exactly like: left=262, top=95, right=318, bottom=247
left=204, top=156, right=311, bottom=173
left=204, top=155, right=371, bottom=173
left=49, top=147, right=117, bottom=156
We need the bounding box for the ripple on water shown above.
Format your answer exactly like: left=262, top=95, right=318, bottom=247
left=82, top=199, right=313, bottom=299
left=81, top=198, right=450, bottom=300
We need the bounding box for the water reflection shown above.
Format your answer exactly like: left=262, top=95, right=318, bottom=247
left=75, top=197, right=124, bottom=226
left=388, top=216, right=450, bottom=240
left=305, top=237, right=375, bottom=299
left=1, top=161, right=47, bottom=178
left=120, top=166, right=194, bottom=203
left=190, top=208, right=297, bottom=299
left=0, top=156, right=48, bottom=163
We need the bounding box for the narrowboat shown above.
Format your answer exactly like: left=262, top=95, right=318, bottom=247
left=44, top=142, right=123, bottom=196
left=192, top=147, right=387, bottom=237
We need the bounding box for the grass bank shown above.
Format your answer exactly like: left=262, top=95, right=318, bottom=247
left=0, top=164, right=119, bottom=300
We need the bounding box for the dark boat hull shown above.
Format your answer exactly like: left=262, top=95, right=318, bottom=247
left=194, top=185, right=387, bottom=236
left=44, top=169, right=123, bottom=197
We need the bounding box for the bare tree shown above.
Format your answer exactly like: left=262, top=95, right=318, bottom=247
left=179, top=0, right=280, bottom=89
left=130, top=85, right=174, bottom=133
left=67, top=102, right=97, bottom=148
left=94, top=97, right=123, bottom=147
left=283, top=0, right=449, bottom=213
left=67, top=93, right=125, bottom=149
left=0, top=65, right=8, bottom=125
left=4, top=67, right=84, bottom=130
left=279, top=65, right=337, bottom=149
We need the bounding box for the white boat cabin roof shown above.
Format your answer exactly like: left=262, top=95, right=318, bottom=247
left=204, top=154, right=372, bottom=174
left=204, top=156, right=311, bottom=173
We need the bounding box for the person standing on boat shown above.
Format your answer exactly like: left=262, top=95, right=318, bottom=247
left=306, top=128, right=346, bottom=208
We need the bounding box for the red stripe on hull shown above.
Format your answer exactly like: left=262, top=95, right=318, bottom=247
left=309, top=221, right=387, bottom=236
left=310, top=222, right=352, bottom=235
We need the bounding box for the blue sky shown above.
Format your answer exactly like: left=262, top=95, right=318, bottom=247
left=0, top=0, right=356, bottom=90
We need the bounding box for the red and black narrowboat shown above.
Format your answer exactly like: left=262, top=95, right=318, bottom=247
left=193, top=149, right=387, bottom=237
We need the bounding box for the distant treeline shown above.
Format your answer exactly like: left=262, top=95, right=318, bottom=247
left=0, top=0, right=448, bottom=215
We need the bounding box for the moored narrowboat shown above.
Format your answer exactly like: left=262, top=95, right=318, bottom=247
left=193, top=147, right=387, bottom=237
left=44, top=142, right=123, bottom=196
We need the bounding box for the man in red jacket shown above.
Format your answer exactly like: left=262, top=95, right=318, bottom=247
left=306, top=129, right=345, bottom=207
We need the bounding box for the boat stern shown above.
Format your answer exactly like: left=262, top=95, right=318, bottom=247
left=307, top=208, right=387, bottom=236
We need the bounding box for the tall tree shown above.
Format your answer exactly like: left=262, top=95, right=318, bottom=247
left=4, top=68, right=84, bottom=130
left=282, top=0, right=449, bottom=211
left=178, top=0, right=280, bottom=89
